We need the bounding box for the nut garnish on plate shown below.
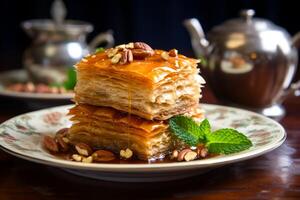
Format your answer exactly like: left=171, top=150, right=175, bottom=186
left=184, top=151, right=198, bottom=161
left=72, top=154, right=83, bottom=162
left=75, top=143, right=92, bottom=156
left=92, top=150, right=116, bottom=162
left=43, top=136, right=59, bottom=153
left=120, top=148, right=133, bottom=159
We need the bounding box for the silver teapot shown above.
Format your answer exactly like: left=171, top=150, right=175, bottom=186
left=184, top=9, right=300, bottom=118
left=21, top=0, right=114, bottom=84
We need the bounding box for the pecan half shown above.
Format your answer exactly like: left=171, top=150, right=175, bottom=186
left=56, top=137, right=69, bottom=152
left=132, top=42, right=154, bottom=59
left=132, top=49, right=154, bottom=59
left=134, top=42, right=153, bottom=51
left=43, top=136, right=59, bottom=153
left=168, top=49, right=178, bottom=57
left=75, top=143, right=92, bottom=156
left=92, top=150, right=116, bottom=162
left=55, top=128, right=69, bottom=138
left=177, top=149, right=192, bottom=161
left=119, top=49, right=133, bottom=64
left=197, top=145, right=208, bottom=158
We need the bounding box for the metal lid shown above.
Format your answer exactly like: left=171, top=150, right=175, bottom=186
left=208, top=9, right=288, bottom=38
left=21, top=19, right=94, bottom=35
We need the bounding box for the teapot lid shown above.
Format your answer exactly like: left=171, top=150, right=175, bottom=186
left=21, top=19, right=93, bottom=35
left=208, top=9, right=290, bottom=38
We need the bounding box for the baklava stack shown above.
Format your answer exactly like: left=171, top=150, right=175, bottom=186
left=67, top=42, right=205, bottom=160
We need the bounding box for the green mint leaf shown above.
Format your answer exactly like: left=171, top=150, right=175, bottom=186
left=169, top=116, right=206, bottom=146
left=199, top=119, right=211, bottom=136
left=95, top=47, right=105, bottom=53
left=199, top=55, right=208, bottom=67
left=63, top=67, right=77, bottom=90
left=206, top=128, right=253, bottom=154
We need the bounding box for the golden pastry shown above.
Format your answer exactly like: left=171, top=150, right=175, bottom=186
left=74, top=43, right=205, bottom=120
left=67, top=104, right=204, bottom=160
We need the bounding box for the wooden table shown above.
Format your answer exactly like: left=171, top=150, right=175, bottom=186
left=0, top=86, right=299, bottom=200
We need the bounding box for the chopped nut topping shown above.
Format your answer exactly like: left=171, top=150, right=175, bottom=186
left=62, top=137, right=69, bottom=143
left=107, top=42, right=154, bottom=64
left=107, top=48, right=119, bottom=58
left=116, top=44, right=126, bottom=49
left=197, top=145, right=208, bottom=158
left=82, top=156, right=93, bottom=163
left=120, top=148, right=133, bottom=159
left=72, top=154, right=83, bottom=162
left=92, top=150, right=116, bottom=162
left=177, top=149, right=192, bottom=161
left=75, top=143, right=92, bottom=156
left=43, top=136, right=59, bottom=153
left=171, top=150, right=179, bottom=159
left=161, top=52, right=170, bottom=60
left=184, top=151, right=198, bottom=161
left=111, top=53, right=122, bottom=64
left=168, top=49, right=178, bottom=57
left=125, top=42, right=134, bottom=49
left=120, top=49, right=133, bottom=64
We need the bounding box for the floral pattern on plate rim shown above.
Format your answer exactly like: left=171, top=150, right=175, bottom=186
left=0, top=104, right=285, bottom=166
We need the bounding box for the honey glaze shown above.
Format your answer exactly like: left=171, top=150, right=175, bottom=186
left=76, top=50, right=199, bottom=82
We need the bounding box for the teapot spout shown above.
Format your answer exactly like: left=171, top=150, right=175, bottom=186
left=183, top=18, right=209, bottom=57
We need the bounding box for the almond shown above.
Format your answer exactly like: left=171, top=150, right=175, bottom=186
left=75, top=143, right=92, bottom=156
left=43, top=136, right=59, bottom=153
left=92, top=150, right=116, bottom=162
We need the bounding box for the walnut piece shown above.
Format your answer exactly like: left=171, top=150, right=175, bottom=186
left=120, top=148, right=133, bottom=159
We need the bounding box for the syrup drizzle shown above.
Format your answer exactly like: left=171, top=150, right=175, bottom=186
left=127, top=85, right=132, bottom=148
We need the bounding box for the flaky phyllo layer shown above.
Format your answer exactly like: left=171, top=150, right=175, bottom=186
left=74, top=50, right=205, bottom=120
left=67, top=104, right=204, bottom=160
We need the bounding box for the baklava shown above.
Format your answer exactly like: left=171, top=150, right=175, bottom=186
left=67, top=42, right=205, bottom=161
left=74, top=43, right=205, bottom=120
left=68, top=104, right=204, bottom=160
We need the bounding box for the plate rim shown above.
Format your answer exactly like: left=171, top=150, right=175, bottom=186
left=0, top=69, right=74, bottom=100
left=0, top=104, right=286, bottom=172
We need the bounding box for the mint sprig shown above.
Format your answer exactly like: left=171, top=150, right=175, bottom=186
left=169, top=116, right=205, bottom=146
left=206, top=129, right=252, bottom=154
left=95, top=47, right=105, bottom=53
left=169, top=116, right=252, bottom=154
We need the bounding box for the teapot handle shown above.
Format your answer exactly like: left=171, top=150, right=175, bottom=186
left=89, top=30, right=114, bottom=50
left=280, top=31, right=300, bottom=101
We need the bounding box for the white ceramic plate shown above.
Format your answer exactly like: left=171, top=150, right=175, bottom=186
left=0, top=70, right=74, bottom=100
left=0, top=104, right=286, bottom=182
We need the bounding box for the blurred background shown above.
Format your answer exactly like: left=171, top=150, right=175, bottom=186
left=1, top=0, right=300, bottom=70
